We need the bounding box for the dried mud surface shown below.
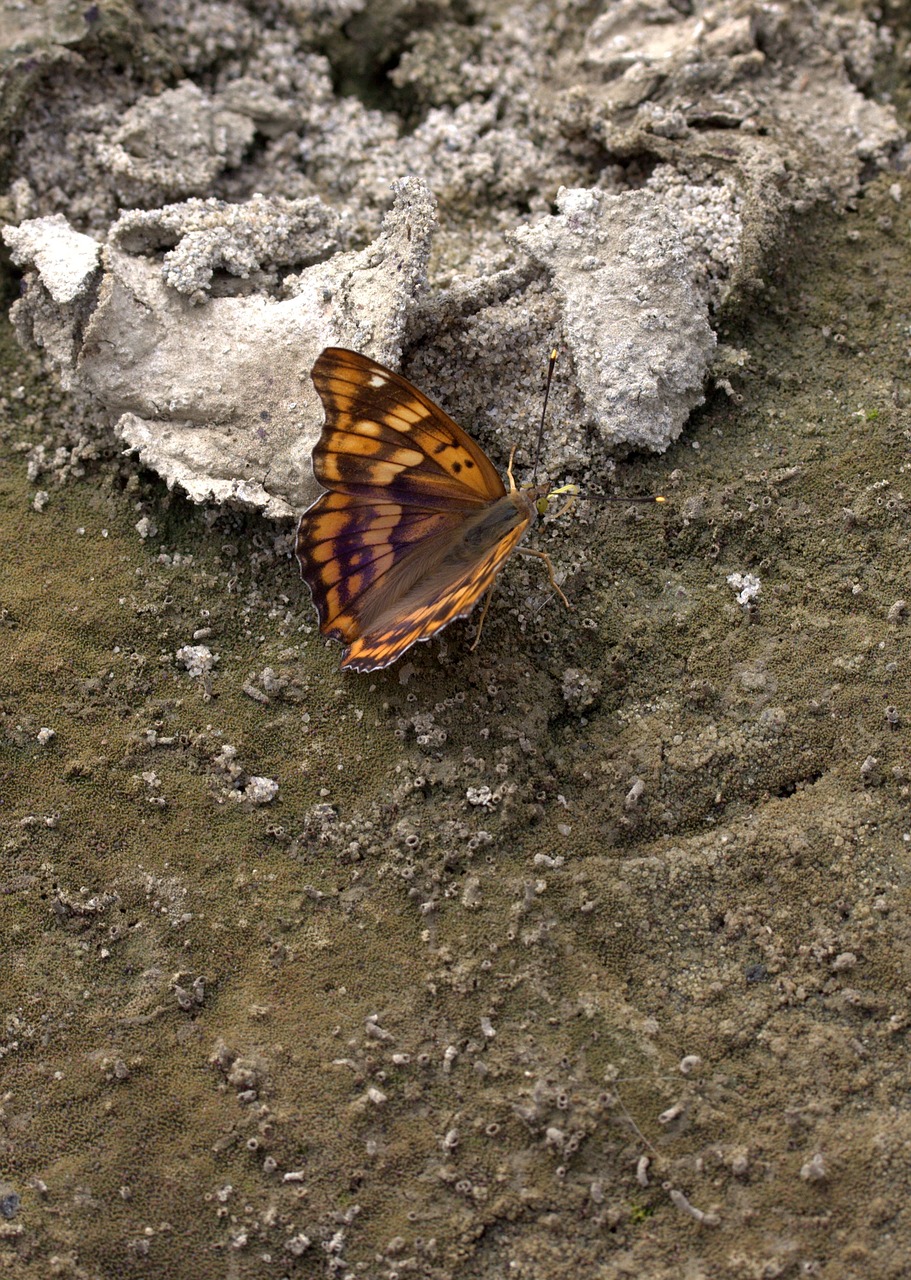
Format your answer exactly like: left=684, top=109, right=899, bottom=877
left=2, top=173, right=910, bottom=1278
left=3, top=0, right=911, bottom=1276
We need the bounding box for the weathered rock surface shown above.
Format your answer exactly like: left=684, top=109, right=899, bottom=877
left=4, top=179, right=437, bottom=517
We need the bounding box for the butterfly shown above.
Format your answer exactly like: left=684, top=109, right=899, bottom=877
left=295, top=347, right=576, bottom=672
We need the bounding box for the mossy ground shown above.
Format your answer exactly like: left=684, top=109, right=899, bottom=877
left=2, top=176, right=910, bottom=1278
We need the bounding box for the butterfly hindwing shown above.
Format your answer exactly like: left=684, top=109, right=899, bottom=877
left=340, top=520, right=532, bottom=672
left=296, top=492, right=468, bottom=642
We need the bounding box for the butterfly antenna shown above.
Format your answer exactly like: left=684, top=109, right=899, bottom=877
left=532, top=348, right=559, bottom=485
left=588, top=494, right=668, bottom=505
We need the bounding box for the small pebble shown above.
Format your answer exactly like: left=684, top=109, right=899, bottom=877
left=679, top=1055, right=702, bottom=1075
left=800, top=1154, right=828, bottom=1182
left=0, top=1185, right=20, bottom=1220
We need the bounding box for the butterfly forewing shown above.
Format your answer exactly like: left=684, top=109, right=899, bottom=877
left=311, top=348, right=505, bottom=510
left=297, top=347, right=538, bottom=671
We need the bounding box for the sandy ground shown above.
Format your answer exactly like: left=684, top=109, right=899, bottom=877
left=2, top=3, right=911, bottom=1278
left=2, top=173, right=909, bottom=1278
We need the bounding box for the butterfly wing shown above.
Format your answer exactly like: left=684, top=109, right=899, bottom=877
left=297, top=490, right=470, bottom=646
left=340, top=518, right=531, bottom=672
left=309, top=348, right=505, bottom=509
left=297, top=347, right=524, bottom=671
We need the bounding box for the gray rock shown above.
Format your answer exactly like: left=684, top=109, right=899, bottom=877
left=4, top=178, right=437, bottom=517
left=515, top=186, right=716, bottom=452
left=109, top=194, right=343, bottom=297
left=96, top=82, right=256, bottom=203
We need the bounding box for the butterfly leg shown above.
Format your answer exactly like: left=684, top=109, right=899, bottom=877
left=518, top=548, right=572, bottom=609
left=551, top=493, right=577, bottom=521
left=507, top=445, right=519, bottom=493
left=469, top=583, right=497, bottom=651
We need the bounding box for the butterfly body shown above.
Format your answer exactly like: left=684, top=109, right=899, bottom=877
left=296, top=348, right=551, bottom=672
left=447, top=488, right=539, bottom=558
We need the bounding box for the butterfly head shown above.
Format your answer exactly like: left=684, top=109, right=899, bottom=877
left=534, top=482, right=580, bottom=517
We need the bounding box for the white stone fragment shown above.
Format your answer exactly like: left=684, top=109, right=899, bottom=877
left=800, top=1154, right=828, bottom=1182
left=175, top=644, right=218, bottom=677
left=3, top=214, right=101, bottom=305
left=233, top=776, right=279, bottom=805
left=727, top=572, right=761, bottom=607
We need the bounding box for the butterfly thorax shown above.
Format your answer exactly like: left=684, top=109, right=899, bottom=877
left=461, top=487, right=539, bottom=555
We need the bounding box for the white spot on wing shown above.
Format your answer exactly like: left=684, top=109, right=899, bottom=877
left=368, top=374, right=387, bottom=388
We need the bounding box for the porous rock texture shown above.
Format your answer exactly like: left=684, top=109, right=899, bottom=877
left=1, top=0, right=901, bottom=511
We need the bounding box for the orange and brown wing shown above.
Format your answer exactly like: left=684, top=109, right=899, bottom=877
left=340, top=519, right=531, bottom=672
left=297, top=347, right=522, bottom=671
left=296, top=490, right=467, bottom=645
left=309, top=348, right=505, bottom=510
